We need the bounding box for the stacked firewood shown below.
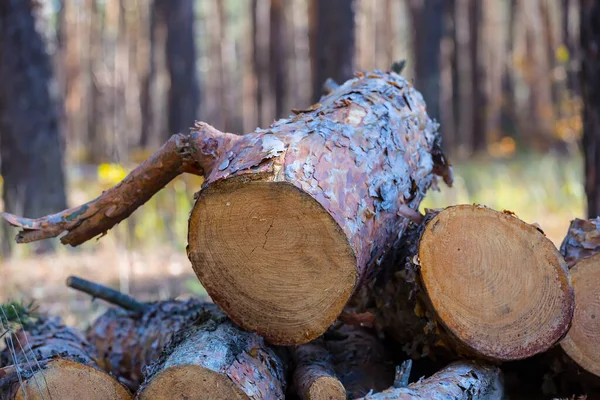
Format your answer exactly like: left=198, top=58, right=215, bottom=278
left=0, top=69, right=597, bottom=399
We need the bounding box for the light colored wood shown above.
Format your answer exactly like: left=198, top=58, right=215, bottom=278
left=419, top=204, right=574, bottom=360
left=189, top=179, right=356, bottom=345
left=305, top=376, right=346, bottom=400
left=13, top=359, right=131, bottom=400
left=560, top=253, right=600, bottom=377
left=138, top=365, right=247, bottom=400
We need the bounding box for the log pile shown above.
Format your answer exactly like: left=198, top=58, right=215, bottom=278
left=0, top=68, right=596, bottom=399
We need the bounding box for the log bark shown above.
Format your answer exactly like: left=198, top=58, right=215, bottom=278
left=137, top=310, right=287, bottom=399
left=291, top=340, right=346, bottom=400
left=351, top=205, right=574, bottom=362
left=2, top=70, right=451, bottom=345
left=325, top=324, right=395, bottom=399
left=87, top=298, right=209, bottom=392
left=557, top=218, right=600, bottom=380
left=0, top=317, right=131, bottom=400
left=358, top=361, right=504, bottom=400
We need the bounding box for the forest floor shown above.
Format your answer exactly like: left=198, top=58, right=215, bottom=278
left=0, top=152, right=585, bottom=328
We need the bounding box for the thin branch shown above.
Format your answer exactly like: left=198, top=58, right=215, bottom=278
left=67, top=276, right=148, bottom=313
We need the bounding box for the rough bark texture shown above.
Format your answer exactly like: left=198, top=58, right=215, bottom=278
left=351, top=205, right=574, bottom=362
left=2, top=70, right=451, bottom=345
left=325, top=324, right=395, bottom=399
left=581, top=0, right=600, bottom=218
left=138, top=310, right=287, bottom=399
left=0, top=0, right=67, bottom=254
left=560, top=217, right=600, bottom=267
left=291, top=340, right=346, bottom=400
left=87, top=298, right=210, bottom=392
left=359, top=361, right=504, bottom=400
left=0, top=317, right=131, bottom=399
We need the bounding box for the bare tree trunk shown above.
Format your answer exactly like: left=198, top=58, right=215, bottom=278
left=309, top=0, right=355, bottom=102
left=469, top=0, right=486, bottom=153
left=0, top=0, right=67, bottom=254
left=270, top=0, right=287, bottom=119
left=156, top=0, right=200, bottom=140
left=87, top=0, right=104, bottom=163
left=253, top=0, right=272, bottom=127
left=139, top=0, right=156, bottom=149
left=501, top=0, right=518, bottom=140
left=581, top=0, right=600, bottom=218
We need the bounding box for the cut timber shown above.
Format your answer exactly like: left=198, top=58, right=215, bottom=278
left=87, top=299, right=209, bottom=392
left=291, top=340, right=346, bottom=400
left=2, top=69, right=452, bottom=345
left=559, top=221, right=600, bottom=378
left=325, top=324, right=395, bottom=398
left=352, top=205, right=574, bottom=361
left=359, top=361, right=503, bottom=400
left=137, top=310, right=286, bottom=399
left=0, top=317, right=130, bottom=400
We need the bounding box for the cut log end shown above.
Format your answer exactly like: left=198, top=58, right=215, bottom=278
left=138, top=365, right=247, bottom=400
left=14, top=359, right=131, bottom=400
left=419, top=205, right=574, bottom=360
left=188, top=179, right=357, bottom=345
left=306, top=376, right=346, bottom=400
left=560, top=253, right=600, bottom=377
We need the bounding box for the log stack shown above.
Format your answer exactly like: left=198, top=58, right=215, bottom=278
left=0, top=67, right=594, bottom=398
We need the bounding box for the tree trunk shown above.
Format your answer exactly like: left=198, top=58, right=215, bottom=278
left=558, top=218, right=600, bottom=379
left=270, top=0, right=287, bottom=119
left=1, top=70, right=452, bottom=346
left=291, top=340, right=346, bottom=400
left=0, top=317, right=131, bottom=399
left=325, top=324, right=395, bottom=399
left=351, top=205, right=574, bottom=362
left=308, top=0, right=355, bottom=102
left=0, top=0, right=67, bottom=254
left=137, top=310, right=287, bottom=399
left=409, top=0, right=445, bottom=125
left=469, top=0, right=486, bottom=153
left=155, top=0, right=199, bottom=140
left=359, top=361, right=503, bottom=400
left=581, top=0, right=600, bottom=218
left=87, top=299, right=209, bottom=392
left=139, top=0, right=157, bottom=149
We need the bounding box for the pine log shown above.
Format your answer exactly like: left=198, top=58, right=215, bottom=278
left=557, top=218, right=600, bottom=380
left=359, top=361, right=504, bottom=400
left=291, top=339, right=346, bottom=400
left=0, top=317, right=131, bottom=400
left=137, top=310, right=287, bottom=399
left=87, top=298, right=210, bottom=392
left=325, top=324, right=395, bottom=399
left=1, top=69, right=452, bottom=345
left=351, top=205, right=574, bottom=361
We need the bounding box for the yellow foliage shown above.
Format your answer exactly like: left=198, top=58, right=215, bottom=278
left=97, top=163, right=127, bottom=185
left=555, top=45, right=570, bottom=63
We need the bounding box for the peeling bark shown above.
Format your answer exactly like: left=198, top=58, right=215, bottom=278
left=137, top=309, right=287, bottom=399
left=359, top=361, right=503, bottom=400
left=560, top=218, right=600, bottom=267
left=0, top=318, right=131, bottom=400
left=87, top=299, right=210, bottom=392
left=2, top=70, right=451, bottom=345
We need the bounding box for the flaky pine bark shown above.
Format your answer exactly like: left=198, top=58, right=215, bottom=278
left=291, top=340, right=346, bottom=400
left=87, top=299, right=209, bottom=392
left=2, top=70, right=451, bottom=345
left=137, top=310, right=286, bottom=399
left=359, top=361, right=503, bottom=400
left=560, top=218, right=600, bottom=267
left=0, top=317, right=130, bottom=400
left=352, top=205, right=573, bottom=362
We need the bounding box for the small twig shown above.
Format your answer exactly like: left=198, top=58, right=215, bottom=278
left=66, top=276, right=148, bottom=313
left=393, top=359, right=413, bottom=388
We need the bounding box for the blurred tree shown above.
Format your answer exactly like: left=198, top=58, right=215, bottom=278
left=270, top=0, right=287, bottom=119
left=156, top=0, right=200, bottom=140
left=581, top=0, right=600, bottom=218
left=308, top=0, right=355, bottom=102
left=408, top=0, right=444, bottom=125
left=0, top=0, right=67, bottom=254
left=468, top=0, right=486, bottom=153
